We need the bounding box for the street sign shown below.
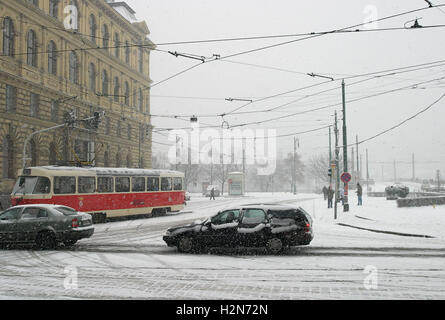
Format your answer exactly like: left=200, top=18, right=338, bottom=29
left=341, top=172, right=352, bottom=184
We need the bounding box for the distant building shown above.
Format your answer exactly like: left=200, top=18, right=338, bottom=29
left=0, top=0, right=154, bottom=194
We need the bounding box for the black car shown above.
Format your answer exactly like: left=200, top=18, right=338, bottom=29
left=0, top=204, right=94, bottom=249
left=163, top=204, right=313, bottom=254
left=385, top=184, right=410, bottom=199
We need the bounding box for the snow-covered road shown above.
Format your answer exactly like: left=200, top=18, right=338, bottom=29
left=1, top=193, right=445, bottom=300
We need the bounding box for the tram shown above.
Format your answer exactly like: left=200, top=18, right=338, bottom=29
left=10, top=166, right=185, bottom=222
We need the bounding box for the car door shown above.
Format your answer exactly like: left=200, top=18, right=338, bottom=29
left=203, top=210, right=240, bottom=247
left=16, top=207, right=50, bottom=242
left=0, top=207, right=23, bottom=243
left=237, top=208, right=267, bottom=247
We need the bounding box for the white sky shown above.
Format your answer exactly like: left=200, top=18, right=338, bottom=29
left=125, top=0, right=445, bottom=180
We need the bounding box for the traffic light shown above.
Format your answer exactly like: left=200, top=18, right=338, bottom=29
left=328, top=168, right=332, bottom=177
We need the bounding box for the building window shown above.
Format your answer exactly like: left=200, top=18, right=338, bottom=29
left=69, top=51, right=79, bottom=84
left=51, top=100, right=59, bottom=122
left=48, top=41, right=57, bottom=75
left=116, top=153, right=121, bottom=167
left=49, top=0, right=59, bottom=18
left=89, top=14, right=97, bottom=44
left=30, top=139, right=39, bottom=166
left=2, top=135, right=14, bottom=179
left=138, top=46, right=143, bottom=73
left=27, top=30, right=37, bottom=67
left=113, top=77, right=120, bottom=102
left=68, top=0, right=79, bottom=31
left=102, top=70, right=109, bottom=96
left=138, top=89, right=143, bottom=112
left=30, top=93, right=39, bottom=117
left=88, top=63, right=96, bottom=92
left=124, top=81, right=130, bottom=106
left=49, top=143, right=57, bottom=165
left=103, top=151, right=109, bottom=167
left=2, top=17, right=15, bottom=57
left=6, top=85, right=16, bottom=113
left=114, top=32, right=120, bottom=58
left=127, top=124, right=132, bottom=140
left=102, top=24, right=109, bottom=51
left=116, top=120, right=121, bottom=137
left=126, top=154, right=132, bottom=168
left=105, top=117, right=110, bottom=135
left=125, top=41, right=130, bottom=64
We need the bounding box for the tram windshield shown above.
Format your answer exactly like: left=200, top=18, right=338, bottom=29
left=12, top=176, right=51, bottom=195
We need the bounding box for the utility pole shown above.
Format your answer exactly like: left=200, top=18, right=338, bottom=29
left=342, top=80, right=349, bottom=212
left=366, top=149, right=370, bottom=193
left=412, top=153, right=415, bottom=181
left=356, top=135, right=360, bottom=182
left=394, top=160, right=397, bottom=183
left=351, top=147, right=355, bottom=184
left=293, top=137, right=298, bottom=195
left=437, top=170, right=441, bottom=191
left=334, top=111, right=340, bottom=219
left=329, top=126, right=332, bottom=187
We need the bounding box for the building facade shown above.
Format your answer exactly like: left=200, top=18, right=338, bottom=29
left=0, top=0, right=154, bottom=195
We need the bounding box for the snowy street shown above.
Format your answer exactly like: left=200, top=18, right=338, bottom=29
left=1, top=191, right=444, bottom=300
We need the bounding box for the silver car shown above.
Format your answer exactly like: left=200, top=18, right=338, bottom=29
left=0, top=204, right=94, bottom=249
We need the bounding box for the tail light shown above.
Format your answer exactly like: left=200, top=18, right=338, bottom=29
left=304, top=223, right=311, bottom=232
left=72, top=218, right=79, bottom=228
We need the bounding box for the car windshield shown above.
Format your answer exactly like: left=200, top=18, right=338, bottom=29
left=12, top=176, right=50, bottom=195
left=55, top=206, right=78, bottom=216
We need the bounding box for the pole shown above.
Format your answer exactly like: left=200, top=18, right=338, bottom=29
left=366, top=149, right=369, bottom=193
left=293, top=137, right=297, bottom=195
left=394, top=160, right=397, bottom=183
left=334, top=111, right=340, bottom=219
left=342, top=80, right=349, bottom=212
left=356, top=135, right=359, bottom=182
left=329, top=126, right=332, bottom=187
left=412, top=153, right=415, bottom=181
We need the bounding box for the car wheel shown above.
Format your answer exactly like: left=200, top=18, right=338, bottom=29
left=36, top=231, right=57, bottom=250
left=178, top=236, right=195, bottom=253
left=63, top=240, right=78, bottom=247
left=266, top=238, right=283, bottom=254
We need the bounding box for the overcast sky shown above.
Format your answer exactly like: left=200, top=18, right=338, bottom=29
left=125, top=0, right=445, bottom=180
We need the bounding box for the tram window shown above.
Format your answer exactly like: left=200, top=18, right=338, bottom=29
left=34, top=177, right=51, bottom=194
left=173, top=177, right=183, bottom=191
left=54, top=177, right=76, bottom=194
left=115, top=177, right=130, bottom=192
left=78, top=177, right=96, bottom=194
left=161, top=177, right=172, bottom=191
left=147, top=177, right=159, bottom=192
left=132, top=177, right=146, bottom=192
left=97, top=177, right=113, bottom=193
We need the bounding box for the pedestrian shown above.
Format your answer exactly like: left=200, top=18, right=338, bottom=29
left=210, top=187, right=215, bottom=200
left=322, top=186, right=328, bottom=200
left=327, top=186, right=334, bottom=208
left=356, top=182, right=363, bottom=206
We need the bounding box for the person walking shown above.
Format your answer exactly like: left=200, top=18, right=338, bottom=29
left=210, top=187, right=216, bottom=200
left=327, top=186, right=334, bottom=208
left=322, top=186, right=328, bottom=200
left=356, top=182, right=363, bottom=206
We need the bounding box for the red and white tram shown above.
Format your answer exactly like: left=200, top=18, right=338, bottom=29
left=10, top=166, right=185, bottom=222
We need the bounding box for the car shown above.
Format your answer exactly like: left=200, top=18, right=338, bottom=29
left=385, top=184, right=410, bottom=199
left=163, top=204, right=313, bottom=254
left=204, top=185, right=220, bottom=197
left=0, top=204, right=94, bottom=249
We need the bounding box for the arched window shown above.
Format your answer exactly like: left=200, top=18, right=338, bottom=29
left=126, top=154, right=132, bottom=168
left=27, top=30, right=37, bottom=67
left=102, top=24, right=109, bottom=51
left=49, top=0, right=59, bottom=18
left=114, top=32, right=120, bottom=58
left=116, top=120, right=121, bottom=137
left=127, top=124, right=132, bottom=140
left=48, top=41, right=57, bottom=75
left=124, top=81, right=130, bottom=106
left=2, top=135, right=14, bottom=179
left=88, top=63, right=96, bottom=92
left=113, top=77, right=120, bottom=102
left=125, top=41, right=130, bottom=64
left=2, top=17, right=15, bottom=57
left=102, top=70, right=109, bottom=96
left=69, top=51, right=79, bottom=84
left=89, top=14, right=97, bottom=44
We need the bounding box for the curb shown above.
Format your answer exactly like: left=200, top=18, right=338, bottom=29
left=337, top=223, right=435, bottom=238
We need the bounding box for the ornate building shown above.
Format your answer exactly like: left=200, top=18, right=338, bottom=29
left=0, top=0, right=154, bottom=194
